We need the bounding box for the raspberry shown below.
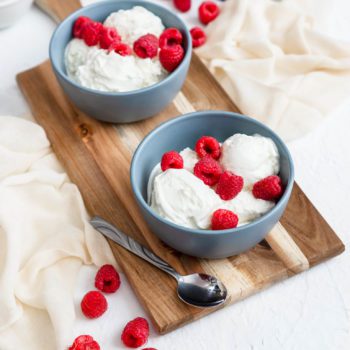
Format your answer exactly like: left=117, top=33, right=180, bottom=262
left=252, top=175, right=283, bottom=201
left=134, top=34, right=159, bottom=59
left=195, top=136, right=221, bottom=159
left=194, top=156, right=222, bottom=186
left=81, top=291, right=107, bottom=319
left=161, top=151, right=184, bottom=171
left=82, top=21, right=103, bottom=46
left=211, top=209, right=238, bottom=230
left=95, top=264, right=121, bottom=293
left=159, top=28, right=183, bottom=49
left=99, top=26, right=121, bottom=49
left=216, top=171, right=244, bottom=200
left=199, top=1, right=220, bottom=25
left=190, top=27, right=207, bottom=48
left=69, top=335, right=100, bottom=350
left=108, top=42, right=132, bottom=56
left=73, top=16, right=93, bottom=39
left=173, top=0, right=191, bottom=12
left=121, top=317, right=149, bottom=348
left=159, top=45, right=185, bottom=72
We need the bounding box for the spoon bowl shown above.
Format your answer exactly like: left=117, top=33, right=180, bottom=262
left=177, top=273, right=228, bottom=308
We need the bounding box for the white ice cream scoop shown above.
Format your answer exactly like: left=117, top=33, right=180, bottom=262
left=151, top=169, right=222, bottom=229
left=220, top=133, right=280, bottom=186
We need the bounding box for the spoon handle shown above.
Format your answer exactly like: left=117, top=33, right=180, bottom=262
left=90, top=216, right=180, bottom=280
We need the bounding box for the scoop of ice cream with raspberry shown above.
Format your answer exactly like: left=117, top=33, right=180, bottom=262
left=104, top=6, right=164, bottom=46
left=64, top=6, right=186, bottom=93
left=148, top=133, right=282, bottom=230
left=151, top=169, right=222, bottom=229
left=221, top=134, right=280, bottom=187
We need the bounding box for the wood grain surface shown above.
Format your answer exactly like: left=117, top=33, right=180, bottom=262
left=16, top=0, right=345, bottom=334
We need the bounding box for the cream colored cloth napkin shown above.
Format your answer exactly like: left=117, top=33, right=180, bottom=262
left=197, top=0, right=350, bottom=141
left=0, top=116, right=116, bottom=350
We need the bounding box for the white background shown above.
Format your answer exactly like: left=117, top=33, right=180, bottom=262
left=1, top=0, right=350, bottom=349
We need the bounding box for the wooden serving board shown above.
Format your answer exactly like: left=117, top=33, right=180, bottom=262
left=17, top=0, right=344, bottom=334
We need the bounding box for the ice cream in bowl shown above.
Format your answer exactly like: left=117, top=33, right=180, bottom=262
left=131, top=111, right=294, bottom=259
left=49, top=0, right=192, bottom=123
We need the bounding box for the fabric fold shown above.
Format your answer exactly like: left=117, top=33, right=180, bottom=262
left=197, top=0, right=350, bottom=141
left=0, top=116, right=115, bottom=350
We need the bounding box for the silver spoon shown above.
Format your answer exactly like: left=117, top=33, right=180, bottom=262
left=90, top=216, right=228, bottom=308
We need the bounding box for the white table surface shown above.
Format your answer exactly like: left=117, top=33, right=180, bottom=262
left=1, top=1, right=350, bottom=349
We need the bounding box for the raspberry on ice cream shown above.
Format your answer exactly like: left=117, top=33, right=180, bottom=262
left=253, top=175, right=283, bottom=201
left=108, top=41, right=132, bottom=56
left=159, top=44, right=185, bottom=72
left=195, top=136, right=221, bottom=159
left=134, top=34, right=159, bottom=58
left=159, top=28, right=183, bottom=49
left=73, top=17, right=93, bottom=39
left=65, top=6, right=169, bottom=93
left=99, top=26, right=121, bottom=49
left=194, top=156, right=222, bottom=186
left=161, top=151, right=184, bottom=171
left=82, top=22, right=103, bottom=47
left=216, top=171, right=244, bottom=200
left=190, top=27, right=207, bottom=48
left=211, top=209, right=238, bottom=230
left=121, top=317, right=150, bottom=348
left=69, top=335, right=100, bottom=350
left=95, top=264, right=121, bottom=293
left=199, top=1, right=220, bottom=25
left=148, top=132, right=281, bottom=230
left=81, top=291, right=108, bottom=319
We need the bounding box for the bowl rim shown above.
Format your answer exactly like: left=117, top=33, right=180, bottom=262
left=49, top=0, right=192, bottom=97
left=130, top=111, right=295, bottom=236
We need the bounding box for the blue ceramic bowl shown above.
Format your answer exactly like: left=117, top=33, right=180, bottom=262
left=49, top=0, right=192, bottom=123
left=131, top=111, right=294, bottom=259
